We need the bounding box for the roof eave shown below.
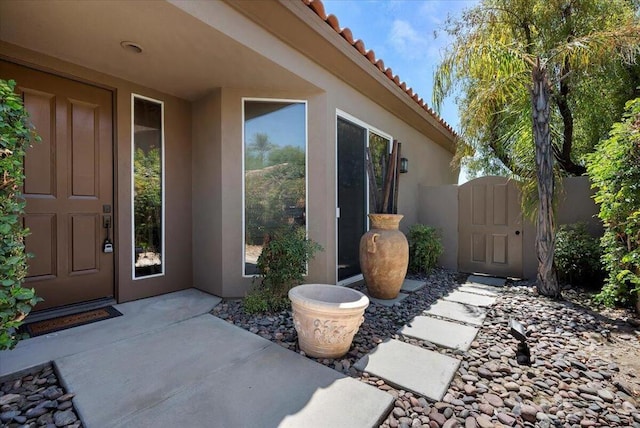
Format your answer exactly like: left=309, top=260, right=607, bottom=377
left=225, top=0, right=457, bottom=153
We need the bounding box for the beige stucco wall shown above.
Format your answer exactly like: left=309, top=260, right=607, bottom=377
left=2, top=1, right=459, bottom=301
left=418, top=185, right=459, bottom=270
left=523, top=176, right=601, bottom=279
left=186, top=7, right=458, bottom=296
left=1, top=43, right=194, bottom=303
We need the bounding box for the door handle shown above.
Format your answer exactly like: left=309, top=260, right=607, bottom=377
left=515, top=230, right=521, bottom=235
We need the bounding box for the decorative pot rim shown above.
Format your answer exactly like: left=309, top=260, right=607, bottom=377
left=289, top=284, right=369, bottom=311
left=367, top=213, right=404, bottom=230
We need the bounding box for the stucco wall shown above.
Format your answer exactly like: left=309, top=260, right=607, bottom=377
left=418, top=184, right=459, bottom=270
left=1, top=1, right=459, bottom=301
left=1, top=44, right=194, bottom=303
left=418, top=176, right=600, bottom=279
left=522, top=176, right=601, bottom=279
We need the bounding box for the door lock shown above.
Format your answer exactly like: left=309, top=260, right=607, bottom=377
left=102, top=214, right=114, bottom=253
left=103, top=240, right=114, bottom=253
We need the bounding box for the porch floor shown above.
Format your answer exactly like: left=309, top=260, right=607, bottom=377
left=0, top=289, right=392, bottom=427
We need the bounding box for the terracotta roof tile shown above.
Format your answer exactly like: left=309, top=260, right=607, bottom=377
left=340, top=28, right=354, bottom=44
left=308, top=0, right=327, bottom=20
left=326, top=14, right=340, bottom=32
left=303, top=0, right=455, bottom=137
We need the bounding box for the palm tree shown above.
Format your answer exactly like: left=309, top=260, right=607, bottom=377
left=433, top=0, right=640, bottom=298
left=248, top=132, right=275, bottom=167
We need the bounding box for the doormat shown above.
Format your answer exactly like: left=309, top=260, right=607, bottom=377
left=20, top=306, right=123, bottom=338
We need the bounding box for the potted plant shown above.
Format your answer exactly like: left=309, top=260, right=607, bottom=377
left=359, top=140, right=409, bottom=299
left=289, top=283, right=369, bottom=358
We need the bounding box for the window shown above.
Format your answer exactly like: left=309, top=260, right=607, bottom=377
left=132, top=95, right=164, bottom=279
left=243, top=99, right=307, bottom=275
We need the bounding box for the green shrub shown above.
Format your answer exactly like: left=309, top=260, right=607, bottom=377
left=407, top=224, right=443, bottom=274
left=587, top=97, right=640, bottom=307
left=244, top=227, right=322, bottom=314
left=0, top=79, right=43, bottom=349
left=554, top=223, right=603, bottom=288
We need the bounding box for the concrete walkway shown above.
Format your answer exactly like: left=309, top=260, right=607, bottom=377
left=355, top=276, right=504, bottom=402
left=0, top=289, right=392, bottom=427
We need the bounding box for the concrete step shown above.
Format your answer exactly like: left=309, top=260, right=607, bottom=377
left=423, top=300, right=487, bottom=326
left=354, top=339, right=460, bottom=402
left=399, top=316, right=479, bottom=351
left=443, top=290, right=498, bottom=307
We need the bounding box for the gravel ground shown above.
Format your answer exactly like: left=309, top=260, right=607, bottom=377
left=0, top=364, right=81, bottom=428
left=212, top=269, right=640, bottom=428
left=2, top=269, right=638, bottom=427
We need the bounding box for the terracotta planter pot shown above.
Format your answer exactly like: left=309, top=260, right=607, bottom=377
left=359, top=213, right=408, bottom=299
left=289, top=284, right=369, bottom=359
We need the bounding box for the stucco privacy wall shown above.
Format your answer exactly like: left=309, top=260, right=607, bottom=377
left=418, top=184, right=459, bottom=270
left=419, top=176, right=601, bottom=279
left=522, top=176, right=602, bottom=279
left=0, top=43, right=194, bottom=303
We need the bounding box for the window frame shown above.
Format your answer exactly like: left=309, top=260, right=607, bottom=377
left=241, top=97, right=309, bottom=278
left=131, top=93, right=166, bottom=280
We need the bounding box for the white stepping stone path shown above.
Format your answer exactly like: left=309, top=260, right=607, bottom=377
left=424, top=299, right=487, bottom=326
left=355, top=275, right=502, bottom=406
left=443, top=290, right=498, bottom=307
left=399, top=316, right=479, bottom=351
left=459, top=283, right=501, bottom=296
left=467, top=275, right=506, bottom=287
left=354, top=339, right=460, bottom=402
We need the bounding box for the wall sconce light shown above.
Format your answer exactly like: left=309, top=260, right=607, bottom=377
left=399, top=157, right=409, bottom=173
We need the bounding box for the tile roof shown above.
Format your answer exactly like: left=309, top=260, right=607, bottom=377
left=302, top=0, right=456, bottom=138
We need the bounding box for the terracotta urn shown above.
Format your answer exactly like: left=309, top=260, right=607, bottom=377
left=289, top=284, right=369, bottom=359
left=359, top=213, right=409, bottom=299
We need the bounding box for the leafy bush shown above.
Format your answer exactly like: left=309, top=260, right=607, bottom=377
left=407, top=225, right=443, bottom=274
left=244, top=227, right=322, bottom=314
left=0, top=79, right=42, bottom=349
left=587, top=98, right=640, bottom=307
left=554, top=223, right=603, bottom=288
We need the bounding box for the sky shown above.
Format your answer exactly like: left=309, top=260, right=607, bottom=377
left=322, top=0, right=478, bottom=132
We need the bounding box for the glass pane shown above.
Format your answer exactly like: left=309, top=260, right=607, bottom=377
left=133, top=97, right=163, bottom=278
left=337, top=118, right=367, bottom=281
left=368, top=132, right=391, bottom=213
left=244, top=100, right=306, bottom=275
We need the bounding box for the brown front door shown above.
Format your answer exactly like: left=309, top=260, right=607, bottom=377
left=0, top=60, right=114, bottom=310
left=459, top=176, right=523, bottom=278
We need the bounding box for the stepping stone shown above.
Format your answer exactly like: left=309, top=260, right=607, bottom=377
left=399, top=316, right=479, bottom=351
left=459, top=283, right=501, bottom=296
left=467, top=275, right=506, bottom=287
left=401, top=279, right=426, bottom=293
left=365, top=291, right=409, bottom=307
left=443, top=290, right=497, bottom=307
left=354, top=339, right=460, bottom=402
left=424, top=300, right=487, bottom=326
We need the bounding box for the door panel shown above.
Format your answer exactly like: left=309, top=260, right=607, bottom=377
left=459, top=176, right=523, bottom=277
left=1, top=60, right=114, bottom=310
left=337, top=118, right=367, bottom=281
